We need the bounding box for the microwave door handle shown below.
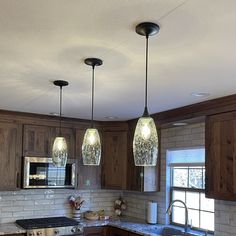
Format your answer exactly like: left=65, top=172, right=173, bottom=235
left=24, top=157, right=30, bottom=188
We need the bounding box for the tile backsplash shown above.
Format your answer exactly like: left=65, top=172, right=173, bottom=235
left=0, top=189, right=122, bottom=223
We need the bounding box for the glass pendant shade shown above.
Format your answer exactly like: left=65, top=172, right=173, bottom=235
left=133, top=116, right=158, bottom=166
left=52, top=136, right=68, bottom=167
left=82, top=128, right=101, bottom=165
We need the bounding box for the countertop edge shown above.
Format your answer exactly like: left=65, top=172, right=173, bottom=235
left=0, top=223, right=26, bottom=235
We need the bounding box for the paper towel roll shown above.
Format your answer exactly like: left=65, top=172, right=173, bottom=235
left=146, top=201, right=158, bottom=224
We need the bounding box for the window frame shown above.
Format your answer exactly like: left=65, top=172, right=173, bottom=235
left=170, top=164, right=214, bottom=234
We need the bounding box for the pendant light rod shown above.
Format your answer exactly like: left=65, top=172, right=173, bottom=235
left=59, top=85, right=62, bottom=134
left=135, top=22, right=160, bottom=117
left=53, top=80, right=69, bottom=135
left=84, top=58, right=103, bottom=128
left=144, top=35, right=149, bottom=116
left=91, top=66, right=95, bottom=127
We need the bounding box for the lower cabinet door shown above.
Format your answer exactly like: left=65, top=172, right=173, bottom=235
left=84, top=227, right=105, bottom=236
left=109, top=227, right=129, bottom=236
left=84, top=227, right=141, bottom=236
left=128, top=233, right=140, bottom=236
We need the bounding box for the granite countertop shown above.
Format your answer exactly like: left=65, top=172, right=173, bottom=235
left=81, top=217, right=212, bottom=236
left=0, top=217, right=212, bottom=236
left=0, top=223, right=26, bottom=235
left=81, top=217, right=163, bottom=236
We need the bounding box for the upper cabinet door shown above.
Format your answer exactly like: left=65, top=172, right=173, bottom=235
left=23, top=124, right=50, bottom=157
left=206, top=111, right=236, bottom=200
left=0, top=122, right=22, bottom=190
left=102, top=131, right=127, bottom=190
left=50, top=127, right=76, bottom=159
left=76, top=129, right=101, bottom=189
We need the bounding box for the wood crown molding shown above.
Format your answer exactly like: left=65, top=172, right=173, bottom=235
left=129, top=93, right=236, bottom=126
left=1, top=93, right=236, bottom=127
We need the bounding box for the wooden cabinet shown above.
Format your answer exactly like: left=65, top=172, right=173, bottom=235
left=108, top=227, right=129, bottom=236
left=84, top=227, right=106, bottom=236
left=102, top=130, right=127, bottom=190
left=23, top=124, right=75, bottom=158
left=5, top=234, right=26, bottom=236
left=128, top=233, right=140, bottom=236
left=23, top=124, right=50, bottom=156
left=76, top=129, right=101, bottom=189
left=206, top=111, right=236, bottom=200
left=84, top=227, right=140, bottom=236
left=0, top=122, right=22, bottom=190
left=126, top=127, right=161, bottom=192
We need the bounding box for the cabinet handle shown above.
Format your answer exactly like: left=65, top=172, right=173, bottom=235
left=16, top=172, right=20, bottom=188
left=77, top=173, right=79, bottom=189
left=102, top=173, right=105, bottom=187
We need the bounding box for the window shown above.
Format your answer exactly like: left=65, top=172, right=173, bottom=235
left=168, top=149, right=214, bottom=233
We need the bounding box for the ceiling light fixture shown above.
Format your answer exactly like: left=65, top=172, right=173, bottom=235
left=191, top=92, right=210, bottom=97
left=52, top=80, right=69, bottom=167
left=104, top=116, right=119, bottom=120
left=133, top=22, right=159, bottom=166
left=173, top=122, right=188, bottom=126
left=82, top=58, right=102, bottom=166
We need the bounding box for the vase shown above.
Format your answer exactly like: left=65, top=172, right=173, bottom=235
left=73, top=209, right=81, bottom=221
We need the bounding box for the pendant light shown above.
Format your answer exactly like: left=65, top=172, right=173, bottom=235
left=82, top=58, right=102, bottom=165
left=133, top=22, right=159, bottom=166
left=52, top=80, right=69, bottom=167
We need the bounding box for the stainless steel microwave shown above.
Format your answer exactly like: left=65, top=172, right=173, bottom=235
left=23, top=156, right=76, bottom=189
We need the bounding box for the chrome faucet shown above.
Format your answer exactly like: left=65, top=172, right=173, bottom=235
left=166, top=199, right=189, bottom=233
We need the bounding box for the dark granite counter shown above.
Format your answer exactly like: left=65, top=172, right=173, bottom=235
left=1, top=217, right=212, bottom=236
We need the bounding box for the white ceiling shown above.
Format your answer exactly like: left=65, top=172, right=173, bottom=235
left=0, top=0, right=236, bottom=121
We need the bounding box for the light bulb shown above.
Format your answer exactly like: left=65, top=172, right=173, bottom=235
left=88, top=132, right=96, bottom=145
left=141, top=123, right=151, bottom=139
left=82, top=128, right=101, bottom=165
left=56, top=139, right=64, bottom=150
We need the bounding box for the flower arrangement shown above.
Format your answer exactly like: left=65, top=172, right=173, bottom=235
left=68, top=195, right=84, bottom=210
left=114, top=196, right=126, bottom=216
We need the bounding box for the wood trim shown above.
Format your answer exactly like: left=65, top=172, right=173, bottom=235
left=2, top=93, right=236, bottom=127
left=128, top=94, right=236, bottom=125
left=153, top=93, right=236, bottom=124
left=0, top=109, right=92, bottom=128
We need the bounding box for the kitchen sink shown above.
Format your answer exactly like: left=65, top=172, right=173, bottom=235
left=141, top=226, right=200, bottom=236
left=142, top=226, right=183, bottom=235
left=161, top=227, right=184, bottom=236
